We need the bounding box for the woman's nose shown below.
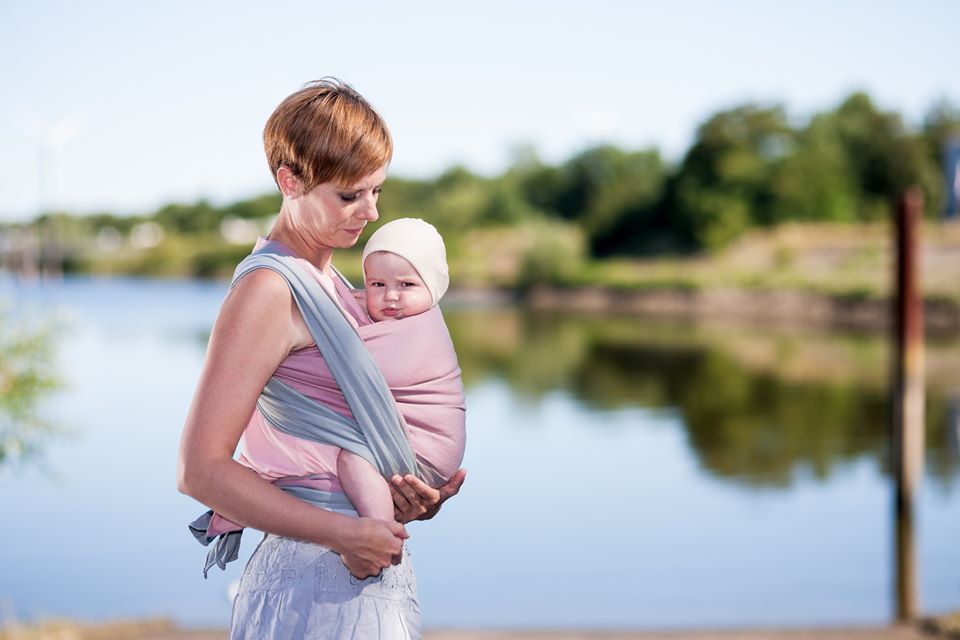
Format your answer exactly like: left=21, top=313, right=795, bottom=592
left=357, top=197, right=379, bottom=221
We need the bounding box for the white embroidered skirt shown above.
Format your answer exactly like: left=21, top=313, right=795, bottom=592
left=229, top=533, right=421, bottom=639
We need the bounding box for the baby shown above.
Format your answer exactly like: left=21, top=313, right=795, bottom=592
left=338, top=217, right=466, bottom=521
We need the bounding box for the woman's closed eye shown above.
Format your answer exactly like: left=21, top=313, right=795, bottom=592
left=340, top=186, right=381, bottom=203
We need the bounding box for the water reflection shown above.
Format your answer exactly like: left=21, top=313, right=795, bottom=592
left=445, top=308, right=960, bottom=489
left=2, top=279, right=958, bottom=627
left=0, top=310, right=62, bottom=469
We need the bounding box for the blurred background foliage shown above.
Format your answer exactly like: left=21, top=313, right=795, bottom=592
left=0, top=310, right=62, bottom=469
left=3, top=91, right=959, bottom=287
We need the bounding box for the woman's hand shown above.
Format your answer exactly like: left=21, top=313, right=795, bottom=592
left=338, top=517, right=408, bottom=579
left=390, top=469, right=466, bottom=523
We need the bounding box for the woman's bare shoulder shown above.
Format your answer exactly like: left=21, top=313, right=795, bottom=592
left=221, top=266, right=310, bottom=350
left=230, top=265, right=291, bottom=300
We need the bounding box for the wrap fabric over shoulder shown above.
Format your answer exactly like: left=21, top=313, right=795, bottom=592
left=189, top=245, right=420, bottom=577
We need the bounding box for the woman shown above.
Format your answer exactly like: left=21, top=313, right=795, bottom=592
left=177, top=79, right=465, bottom=639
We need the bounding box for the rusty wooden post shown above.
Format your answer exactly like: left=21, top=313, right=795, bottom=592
left=892, top=187, right=925, bottom=622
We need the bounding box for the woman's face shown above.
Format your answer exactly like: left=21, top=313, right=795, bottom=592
left=291, top=166, right=387, bottom=250
left=363, top=251, right=434, bottom=321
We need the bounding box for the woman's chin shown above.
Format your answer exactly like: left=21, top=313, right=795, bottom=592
left=336, top=237, right=362, bottom=250
left=340, top=228, right=366, bottom=245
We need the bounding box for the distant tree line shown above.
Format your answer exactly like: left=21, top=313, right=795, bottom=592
left=378, top=91, right=957, bottom=255
left=407, top=91, right=955, bottom=255
left=7, top=91, right=959, bottom=275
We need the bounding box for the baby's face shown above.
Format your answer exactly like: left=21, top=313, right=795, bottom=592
left=363, top=251, right=434, bottom=321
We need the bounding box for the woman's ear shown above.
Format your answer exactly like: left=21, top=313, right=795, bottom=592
left=276, top=166, right=302, bottom=199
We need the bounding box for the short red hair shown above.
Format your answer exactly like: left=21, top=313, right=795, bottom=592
left=263, top=78, right=392, bottom=192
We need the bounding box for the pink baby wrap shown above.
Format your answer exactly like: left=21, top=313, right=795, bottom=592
left=251, top=302, right=467, bottom=486
left=207, top=245, right=464, bottom=537
left=354, top=306, right=466, bottom=484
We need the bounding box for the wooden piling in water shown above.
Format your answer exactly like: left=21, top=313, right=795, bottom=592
left=891, top=187, right=925, bottom=621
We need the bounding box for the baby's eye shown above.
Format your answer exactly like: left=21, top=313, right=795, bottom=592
left=402, top=281, right=418, bottom=287
left=368, top=281, right=385, bottom=288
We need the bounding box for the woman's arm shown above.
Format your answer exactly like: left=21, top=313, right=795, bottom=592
left=177, top=269, right=406, bottom=577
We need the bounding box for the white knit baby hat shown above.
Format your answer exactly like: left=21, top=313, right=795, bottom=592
left=361, top=217, right=450, bottom=305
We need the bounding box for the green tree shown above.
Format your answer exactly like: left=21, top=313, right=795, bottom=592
left=515, top=145, right=667, bottom=255
left=827, top=92, right=935, bottom=219
left=222, top=193, right=282, bottom=220
left=672, top=104, right=792, bottom=249
left=154, top=199, right=223, bottom=234
left=771, top=113, right=858, bottom=222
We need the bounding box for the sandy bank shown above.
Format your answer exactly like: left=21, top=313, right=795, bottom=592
left=1, top=622, right=951, bottom=640
left=426, top=627, right=936, bottom=639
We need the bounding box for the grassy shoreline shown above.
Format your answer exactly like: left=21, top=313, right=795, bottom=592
left=59, top=220, right=960, bottom=334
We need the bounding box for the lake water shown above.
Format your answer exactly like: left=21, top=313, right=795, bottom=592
left=1, top=275, right=958, bottom=630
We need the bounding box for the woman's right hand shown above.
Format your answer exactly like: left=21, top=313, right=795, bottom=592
left=338, top=517, right=409, bottom=579
left=391, top=468, right=467, bottom=523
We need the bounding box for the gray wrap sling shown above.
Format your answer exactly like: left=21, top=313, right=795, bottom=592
left=188, top=243, right=420, bottom=577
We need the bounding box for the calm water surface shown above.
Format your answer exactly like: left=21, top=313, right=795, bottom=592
left=1, top=276, right=958, bottom=629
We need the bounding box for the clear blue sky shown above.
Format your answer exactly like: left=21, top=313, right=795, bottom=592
left=1, top=0, right=957, bottom=221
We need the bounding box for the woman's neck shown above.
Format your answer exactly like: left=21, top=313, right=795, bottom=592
left=267, top=215, right=334, bottom=274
